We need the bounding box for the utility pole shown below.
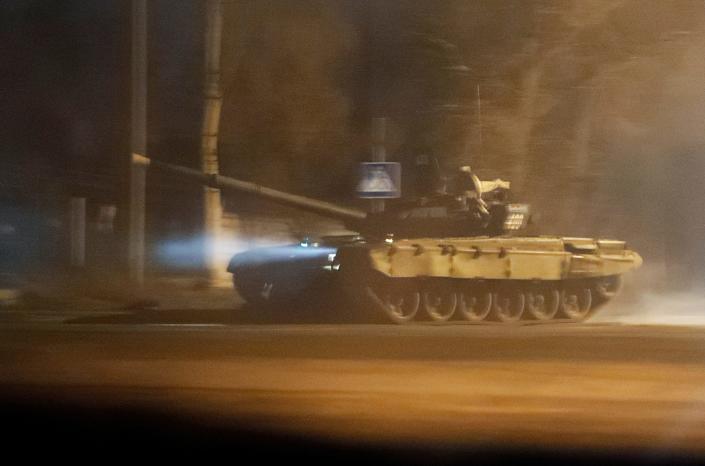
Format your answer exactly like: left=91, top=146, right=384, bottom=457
left=128, top=0, right=148, bottom=287
left=201, top=0, right=224, bottom=284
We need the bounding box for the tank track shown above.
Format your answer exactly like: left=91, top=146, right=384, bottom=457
left=364, top=275, right=622, bottom=325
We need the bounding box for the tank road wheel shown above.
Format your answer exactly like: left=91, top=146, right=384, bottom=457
left=458, top=286, right=493, bottom=322
left=367, top=280, right=420, bottom=324
left=560, top=286, right=593, bottom=321
left=594, top=275, right=623, bottom=300
left=234, top=275, right=274, bottom=307
left=526, top=286, right=561, bottom=321
left=589, top=275, right=623, bottom=313
left=422, top=283, right=458, bottom=322
left=492, top=287, right=526, bottom=323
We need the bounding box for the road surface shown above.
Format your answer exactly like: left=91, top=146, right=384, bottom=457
left=2, top=308, right=705, bottom=462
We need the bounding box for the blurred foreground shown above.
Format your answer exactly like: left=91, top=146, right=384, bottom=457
left=3, top=309, right=705, bottom=463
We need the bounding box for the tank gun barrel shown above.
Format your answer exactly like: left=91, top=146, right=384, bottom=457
left=149, top=159, right=368, bottom=222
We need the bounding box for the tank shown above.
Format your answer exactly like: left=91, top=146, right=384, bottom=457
left=151, top=159, right=643, bottom=324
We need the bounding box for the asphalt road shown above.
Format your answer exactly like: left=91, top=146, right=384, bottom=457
left=2, top=309, right=705, bottom=462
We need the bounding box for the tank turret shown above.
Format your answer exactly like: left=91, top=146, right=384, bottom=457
left=150, top=159, right=528, bottom=239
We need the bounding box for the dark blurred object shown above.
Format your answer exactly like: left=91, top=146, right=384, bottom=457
left=2, top=387, right=703, bottom=465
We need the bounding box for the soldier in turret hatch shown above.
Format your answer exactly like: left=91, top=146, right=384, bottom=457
left=447, top=165, right=490, bottom=221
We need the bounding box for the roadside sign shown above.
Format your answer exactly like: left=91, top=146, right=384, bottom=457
left=356, top=162, right=401, bottom=199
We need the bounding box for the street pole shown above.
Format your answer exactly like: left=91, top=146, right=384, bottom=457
left=128, top=0, right=147, bottom=286
left=201, top=0, right=224, bottom=284
left=371, top=117, right=386, bottom=213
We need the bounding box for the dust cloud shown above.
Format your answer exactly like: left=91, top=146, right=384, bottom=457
left=593, top=266, right=705, bottom=326
left=599, top=290, right=705, bottom=327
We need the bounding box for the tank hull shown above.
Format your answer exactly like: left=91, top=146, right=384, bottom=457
left=334, top=236, right=641, bottom=324
left=229, top=235, right=641, bottom=324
